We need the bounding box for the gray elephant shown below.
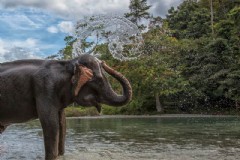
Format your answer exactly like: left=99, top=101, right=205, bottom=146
left=0, top=54, right=132, bottom=160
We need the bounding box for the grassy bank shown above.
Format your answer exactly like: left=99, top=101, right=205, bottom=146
left=64, top=105, right=133, bottom=117
left=65, top=106, right=100, bottom=117
left=64, top=105, right=240, bottom=117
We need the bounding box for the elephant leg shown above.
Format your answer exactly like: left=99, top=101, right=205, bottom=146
left=58, top=109, right=66, bottom=156
left=37, top=103, right=60, bottom=160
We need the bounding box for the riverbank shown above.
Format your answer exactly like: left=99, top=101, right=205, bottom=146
left=65, top=106, right=240, bottom=117
left=65, top=106, right=99, bottom=117
left=66, top=114, right=239, bottom=119
left=64, top=106, right=240, bottom=117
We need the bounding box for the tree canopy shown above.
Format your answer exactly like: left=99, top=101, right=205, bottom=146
left=125, top=0, right=151, bottom=30
left=57, top=0, right=240, bottom=114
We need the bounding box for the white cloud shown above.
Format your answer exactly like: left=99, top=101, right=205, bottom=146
left=47, top=26, right=59, bottom=33
left=13, top=38, right=39, bottom=48
left=0, top=40, right=8, bottom=55
left=0, top=0, right=130, bottom=19
left=0, top=38, right=41, bottom=62
left=149, top=0, right=183, bottom=17
left=0, top=38, right=39, bottom=51
left=46, top=21, right=74, bottom=34
left=0, top=0, right=184, bottom=20
left=0, top=13, right=42, bottom=30
left=57, top=21, right=73, bottom=33
left=0, top=47, right=40, bottom=62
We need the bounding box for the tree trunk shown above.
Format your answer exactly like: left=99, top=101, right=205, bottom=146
left=155, top=93, right=163, bottom=113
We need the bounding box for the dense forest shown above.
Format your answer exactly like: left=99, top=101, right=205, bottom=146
left=56, top=0, right=240, bottom=115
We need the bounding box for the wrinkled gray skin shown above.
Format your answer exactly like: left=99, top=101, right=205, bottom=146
left=0, top=54, right=132, bottom=160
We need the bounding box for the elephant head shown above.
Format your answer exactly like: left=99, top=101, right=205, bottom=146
left=71, top=54, right=132, bottom=112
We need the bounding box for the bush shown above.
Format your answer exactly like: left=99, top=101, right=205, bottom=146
left=65, top=106, right=99, bottom=117
left=102, top=105, right=121, bottom=115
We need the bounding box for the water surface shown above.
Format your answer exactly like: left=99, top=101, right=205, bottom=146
left=1, top=115, right=240, bottom=160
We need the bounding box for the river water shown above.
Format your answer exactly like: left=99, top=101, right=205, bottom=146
left=1, top=115, right=240, bottom=160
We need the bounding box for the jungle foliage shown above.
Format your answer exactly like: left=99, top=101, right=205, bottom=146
left=58, top=0, right=240, bottom=115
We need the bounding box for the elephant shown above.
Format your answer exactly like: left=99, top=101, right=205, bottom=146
left=0, top=54, right=132, bottom=160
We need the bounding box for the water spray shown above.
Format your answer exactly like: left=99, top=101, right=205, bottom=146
left=72, top=15, right=144, bottom=61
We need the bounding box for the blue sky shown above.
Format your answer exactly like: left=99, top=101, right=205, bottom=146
left=0, top=0, right=182, bottom=62
left=0, top=7, right=73, bottom=62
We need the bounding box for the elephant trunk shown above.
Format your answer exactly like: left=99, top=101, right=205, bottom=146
left=101, top=62, right=132, bottom=106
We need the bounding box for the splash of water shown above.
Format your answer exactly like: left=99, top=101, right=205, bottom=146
left=72, top=15, right=144, bottom=61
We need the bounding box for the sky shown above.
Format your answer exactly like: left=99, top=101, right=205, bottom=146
left=0, top=0, right=183, bottom=62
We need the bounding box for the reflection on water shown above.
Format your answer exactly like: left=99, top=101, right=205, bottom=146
left=1, top=116, right=240, bottom=160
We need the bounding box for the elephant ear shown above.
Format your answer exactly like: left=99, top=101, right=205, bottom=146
left=72, top=65, right=93, bottom=96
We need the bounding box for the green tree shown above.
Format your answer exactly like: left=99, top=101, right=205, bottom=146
left=216, top=6, right=240, bottom=109
left=125, top=0, right=151, bottom=30
left=180, top=38, right=236, bottom=108
left=61, top=36, right=76, bottom=59
left=123, top=28, right=191, bottom=113
left=46, top=36, right=76, bottom=60
left=199, top=0, right=240, bottom=36
left=199, top=0, right=240, bottom=20
left=148, top=16, right=163, bottom=30
left=166, top=0, right=211, bottom=39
